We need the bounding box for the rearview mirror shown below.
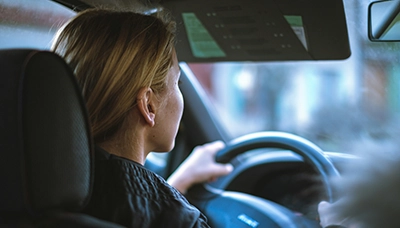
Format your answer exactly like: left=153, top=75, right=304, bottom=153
left=369, top=0, right=400, bottom=41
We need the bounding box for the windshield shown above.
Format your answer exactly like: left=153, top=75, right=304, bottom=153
left=187, top=0, right=400, bottom=153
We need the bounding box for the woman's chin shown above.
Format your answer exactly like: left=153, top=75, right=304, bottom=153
left=153, top=142, right=175, bottom=153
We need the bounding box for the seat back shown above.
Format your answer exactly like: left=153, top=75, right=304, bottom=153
left=0, top=49, right=93, bottom=224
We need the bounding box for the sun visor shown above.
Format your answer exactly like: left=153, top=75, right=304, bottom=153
left=162, top=0, right=351, bottom=62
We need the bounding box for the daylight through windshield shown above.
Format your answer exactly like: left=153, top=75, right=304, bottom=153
left=188, top=0, right=400, bottom=153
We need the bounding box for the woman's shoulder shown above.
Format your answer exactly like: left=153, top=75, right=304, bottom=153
left=94, top=146, right=178, bottom=198
left=86, top=146, right=209, bottom=227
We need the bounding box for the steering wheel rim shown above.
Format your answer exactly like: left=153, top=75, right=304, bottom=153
left=186, top=131, right=340, bottom=227
left=216, top=131, right=340, bottom=202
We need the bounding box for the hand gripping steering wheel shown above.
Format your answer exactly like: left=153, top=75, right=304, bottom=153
left=186, top=131, right=340, bottom=228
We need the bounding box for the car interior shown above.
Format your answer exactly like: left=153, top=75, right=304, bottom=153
left=1, top=0, right=400, bottom=227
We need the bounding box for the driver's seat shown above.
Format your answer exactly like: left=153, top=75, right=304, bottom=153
left=0, top=49, right=123, bottom=227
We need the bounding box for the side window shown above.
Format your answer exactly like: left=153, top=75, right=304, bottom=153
left=0, top=0, right=75, bottom=50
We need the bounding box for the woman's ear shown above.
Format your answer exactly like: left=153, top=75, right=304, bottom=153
left=137, top=87, right=156, bottom=127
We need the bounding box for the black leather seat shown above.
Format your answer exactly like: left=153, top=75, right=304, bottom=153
left=0, top=49, right=123, bottom=227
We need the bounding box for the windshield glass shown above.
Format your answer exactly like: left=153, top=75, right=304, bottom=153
left=187, top=0, right=400, bottom=153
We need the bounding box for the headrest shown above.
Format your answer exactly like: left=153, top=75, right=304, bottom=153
left=0, top=49, right=93, bottom=216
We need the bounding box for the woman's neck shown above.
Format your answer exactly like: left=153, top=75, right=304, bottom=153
left=97, top=109, right=153, bottom=164
left=99, top=132, right=148, bottom=165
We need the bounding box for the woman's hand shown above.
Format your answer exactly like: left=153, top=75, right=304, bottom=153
left=318, top=201, right=354, bottom=228
left=319, top=201, right=339, bottom=227
left=167, top=140, right=234, bottom=194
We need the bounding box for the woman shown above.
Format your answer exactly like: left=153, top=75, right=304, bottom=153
left=52, top=9, right=232, bottom=227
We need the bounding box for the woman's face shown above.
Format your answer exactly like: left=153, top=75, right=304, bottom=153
left=152, top=51, right=184, bottom=152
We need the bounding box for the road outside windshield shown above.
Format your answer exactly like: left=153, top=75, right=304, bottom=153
left=188, top=0, right=400, bottom=153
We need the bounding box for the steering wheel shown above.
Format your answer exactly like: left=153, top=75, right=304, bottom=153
left=186, top=131, right=340, bottom=228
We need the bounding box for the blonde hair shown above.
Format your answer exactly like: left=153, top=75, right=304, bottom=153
left=52, top=9, right=176, bottom=143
